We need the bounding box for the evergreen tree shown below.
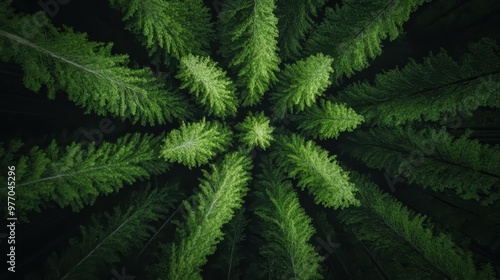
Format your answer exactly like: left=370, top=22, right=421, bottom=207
left=207, top=208, right=248, bottom=280
left=159, top=119, right=232, bottom=169
left=273, top=134, right=360, bottom=209
left=270, top=54, right=334, bottom=120
left=342, top=127, right=500, bottom=205
left=294, top=99, right=364, bottom=140
left=305, top=0, right=428, bottom=83
left=41, top=184, right=179, bottom=280
left=253, top=158, right=324, bottom=279
left=275, top=0, right=327, bottom=60
left=109, top=0, right=212, bottom=62
left=218, top=0, right=281, bottom=106
left=0, top=5, right=189, bottom=125
left=176, top=54, right=238, bottom=118
left=0, top=133, right=167, bottom=221
left=151, top=152, right=253, bottom=280
left=335, top=38, right=500, bottom=126
left=339, top=171, right=496, bottom=280
left=236, top=111, right=275, bottom=150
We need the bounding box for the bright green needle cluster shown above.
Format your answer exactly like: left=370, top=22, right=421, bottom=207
left=236, top=111, right=275, bottom=150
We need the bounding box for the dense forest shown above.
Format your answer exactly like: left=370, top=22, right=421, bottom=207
left=1, top=0, right=499, bottom=279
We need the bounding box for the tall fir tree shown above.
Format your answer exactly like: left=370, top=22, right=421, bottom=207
left=342, top=126, right=500, bottom=205
left=159, top=118, right=233, bottom=169
left=206, top=208, right=248, bottom=280
left=272, top=134, right=360, bottom=209
left=38, top=184, right=179, bottom=280
left=304, top=0, right=428, bottom=83
left=270, top=54, right=334, bottom=120
left=253, top=158, right=324, bottom=279
left=339, top=171, right=496, bottom=280
left=275, top=0, right=327, bottom=60
left=109, top=0, right=213, bottom=62
left=0, top=133, right=168, bottom=221
left=151, top=152, right=253, bottom=280
left=218, top=0, right=281, bottom=106
left=334, top=38, right=500, bottom=126
left=294, top=99, right=364, bottom=140
left=176, top=54, right=238, bottom=118
left=0, top=4, right=189, bottom=125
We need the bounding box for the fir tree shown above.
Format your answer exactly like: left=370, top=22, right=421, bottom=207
left=342, top=127, right=500, bottom=205
left=159, top=118, right=233, bottom=169
left=219, top=0, right=281, bottom=106
left=42, top=184, right=179, bottom=280
left=270, top=54, right=334, bottom=120
left=305, top=0, right=428, bottom=83
left=152, top=152, right=253, bottom=280
left=176, top=54, right=238, bottom=118
left=273, top=134, right=360, bottom=209
left=335, top=38, right=500, bottom=126
left=253, top=158, right=324, bottom=279
left=109, top=0, right=213, bottom=62
left=339, top=171, right=496, bottom=280
left=0, top=133, right=167, bottom=221
left=208, top=208, right=248, bottom=280
left=0, top=6, right=189, bottom=125
left=294, top=99, right=364, bottom=140
left=236, top=111, right=275, bottom=150
left=275, top=0, right=327, bottom=60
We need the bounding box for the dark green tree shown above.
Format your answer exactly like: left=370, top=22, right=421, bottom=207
left=0, top=4, right=189, bottom=125
left=253, top=158, right=324, bottom=279
left=339, top=171, right=496, bottom=280
left=273, top=134, right=360, bottom=209
left=334, top=38, right=500, bottom=126
left=40, top=184, right=179, bottom=280
left=305, top=0, right=428, bottom=83
left=152, top=152, right=252, bottom=280
left=342, top=127, right=500, bottom=205
left=218, top=0, right=281, bottom=106
left=0, top=133, right=167, bottom=220
left=109, top=0, right=213, bottom=62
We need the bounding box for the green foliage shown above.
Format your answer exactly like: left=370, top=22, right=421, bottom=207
left=219, top=0, right=281, bottom=106
left=253, top=158, right=324, bottom=279
left=343, top=127, right=500, bottom=205
left=160, top=119, right=232, bottom=169
left=339, top=172, right=496, bottom=280
left=305, top=0, right=428, bottom=83
left=273, top=134, right=359, bottom=209
left=271, top=54, right=334, bottom=119
left=109, top=0, right=212, bottom=62
left=1, top=133, right=167, bottom=221
left=0, top=8, right=189, bottom=125
left=335, top=38, right=500, bottom=126
left=236, top=111, right=275, bottom=150
left=177, top=54, right=238, bottom=118
left=295, top=100, right=364, bottom=139
left=208, top=208, right=249, bottom=280
left=154, top=152, right=252, bottom=280
left=276, top=0, right=327, bottom=60
left=44, top=184, right=178, bottom=280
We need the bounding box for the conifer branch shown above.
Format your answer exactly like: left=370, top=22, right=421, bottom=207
left=273, top=134, right=360, bottom=209
left=177, top=54, right=238, bottom=118
left=1, top=133, right=168, bottom=221
left=109, top=0, right=213, bottom=61
left=160, top=119, right=232, bottom=169
left=0, top=8, right=190, bottom=125
left=305, top=0, right=428, bottom=83
left=219, top=0, right=281, bottom=106
left=152, top=152, right=252, bottom=280
left=253, top=158, right=324, bottom=279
